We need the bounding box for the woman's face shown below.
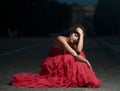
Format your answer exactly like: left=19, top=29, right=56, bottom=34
left=69, top=32, right=79, bottom=44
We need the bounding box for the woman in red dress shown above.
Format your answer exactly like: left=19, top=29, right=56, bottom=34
left=11, top=25, right=101, bottom=88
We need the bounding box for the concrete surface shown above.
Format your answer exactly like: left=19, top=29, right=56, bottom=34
left=0, top=36, right=120, bottom=91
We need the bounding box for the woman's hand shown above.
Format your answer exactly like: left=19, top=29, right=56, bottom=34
left=76, top=28, right=84, bottom=35
left=86, top=61, right=93, bottom=70
left=75, top=55, right=93, bottom=70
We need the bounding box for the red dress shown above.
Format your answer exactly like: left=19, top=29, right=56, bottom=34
left=11, top=46, right=101, bottom=88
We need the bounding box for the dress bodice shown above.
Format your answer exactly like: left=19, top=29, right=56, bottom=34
left=48, top=46, right=65, bottom=57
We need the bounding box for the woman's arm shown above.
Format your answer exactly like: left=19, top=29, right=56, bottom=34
left=76, top=28, right=84, bottom=52
left=75, top=55, right=92, bottom=69
left=57, top=36, right=78, bottom=56
left=57, top=36, right=92, bottom=69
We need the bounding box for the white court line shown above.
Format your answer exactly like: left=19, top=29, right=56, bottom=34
left=0, top=44, right=41, bottom=57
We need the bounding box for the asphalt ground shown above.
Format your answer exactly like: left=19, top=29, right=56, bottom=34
left=97, top=36, right=120, bottom=55
left=0, top=36, right=120, bottom=91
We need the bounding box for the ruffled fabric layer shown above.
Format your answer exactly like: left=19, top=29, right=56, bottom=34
left=11, top=46, right=101, bottom=88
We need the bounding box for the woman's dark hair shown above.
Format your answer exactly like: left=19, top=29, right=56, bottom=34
left=61, top=24, right=86, bottom=37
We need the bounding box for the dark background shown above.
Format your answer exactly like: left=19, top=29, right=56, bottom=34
left=1, top=0, right=120, bottom=37
left=94, top=0, right=120, bottom=36
left=7, top=0, right=71, bottom=37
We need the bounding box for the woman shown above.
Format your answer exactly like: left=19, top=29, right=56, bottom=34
left=11, top=25, right=101, bottom=88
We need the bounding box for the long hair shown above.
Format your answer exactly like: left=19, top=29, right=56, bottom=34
left=61, top=24, right=86, bottom=37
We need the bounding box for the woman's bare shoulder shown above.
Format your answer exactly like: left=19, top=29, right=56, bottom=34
left=53, top=36, right=65, bottom=49
left=56, top=36, right=66, bottom=41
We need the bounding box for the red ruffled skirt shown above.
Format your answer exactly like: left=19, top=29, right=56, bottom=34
left=11, top=46, right=101, bottom=88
